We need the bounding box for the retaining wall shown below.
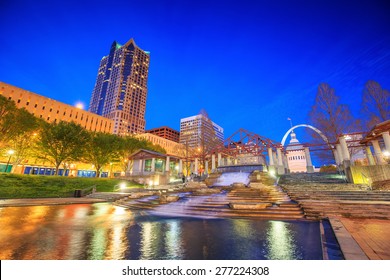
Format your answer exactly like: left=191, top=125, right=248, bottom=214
left=346, top=165, right=390, bottom=184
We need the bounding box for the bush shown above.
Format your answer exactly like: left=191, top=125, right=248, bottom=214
left=319, top=165, right=337, bottom=173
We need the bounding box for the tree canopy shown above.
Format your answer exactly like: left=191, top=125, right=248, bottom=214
left=83, top=132, right=123, bottom=177
left=34, top=121, right=90, bottom=175
left=362, top=80, right=390, bottom=129
left=309, top=83, right=359, bottom=143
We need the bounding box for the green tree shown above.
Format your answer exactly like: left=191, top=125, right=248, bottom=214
left=362, top=80, right=390, bottom=129
left=83, top=132, right=123, bottom=177
left=143, top=141, right=166, bottom=154
left=8, top=111, right=43, bottom=172
left=0, top=95, right=18, bottom=150
left=35, top=121, right=90, bottom=175
left=118, top=136, right=143, bottom=173
left=118, top=136, right=166, bottom=173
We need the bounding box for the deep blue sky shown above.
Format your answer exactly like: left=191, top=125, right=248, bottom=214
left=1, top=0, right=390, bottom=151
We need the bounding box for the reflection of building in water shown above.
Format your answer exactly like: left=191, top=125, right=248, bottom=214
left=285, top=131, right=307, bottom=173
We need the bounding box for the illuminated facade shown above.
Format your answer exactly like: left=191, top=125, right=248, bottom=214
left=89, top=38, right=150, bottom=135
left=286, top=131, right=307, bottom=173
left=136, top=133, right=189, bottom=158
left=0, top=82, right=113, bottom=133
left=179, top=114, right=224, bottom=148
left=146, top=126, right=180, bottom=143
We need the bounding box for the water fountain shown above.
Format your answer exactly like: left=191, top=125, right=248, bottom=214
left=212, top=172, right=251, bottom=187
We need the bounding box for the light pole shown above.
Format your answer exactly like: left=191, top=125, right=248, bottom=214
left=5, top=150, right=15, bottom=173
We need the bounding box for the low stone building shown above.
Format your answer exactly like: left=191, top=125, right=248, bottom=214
left=126, top=149, right=183, bottom=186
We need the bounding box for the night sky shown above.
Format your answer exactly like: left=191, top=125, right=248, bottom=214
left=1, top=0, right=390, bottom=158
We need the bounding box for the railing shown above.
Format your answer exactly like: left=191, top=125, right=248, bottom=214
left=336, top=166, right=348, bottom=183
left=360, top=173, right=372, bottom=190
left=74, top=185, right=96, bottom=197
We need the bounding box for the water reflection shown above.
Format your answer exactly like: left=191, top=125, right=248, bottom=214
left=265, top=221, right=300, bottom=259
left=0, top=203, right=323, bottom=260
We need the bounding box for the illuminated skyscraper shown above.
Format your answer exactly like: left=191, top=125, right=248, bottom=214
left=89, top=38, right=150, bottom=135
left=179, top=113, right=224, bottom=149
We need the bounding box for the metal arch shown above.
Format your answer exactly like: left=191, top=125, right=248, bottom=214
left=281, top=124, right=329, bottom=146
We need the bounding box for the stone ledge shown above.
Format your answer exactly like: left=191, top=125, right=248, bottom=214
left=329, top=218, right=369, bottom=260
left=229, top=202, right=272, bottom=210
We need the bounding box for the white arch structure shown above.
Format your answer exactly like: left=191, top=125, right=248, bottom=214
left=281, top=124, right=329, bottom=146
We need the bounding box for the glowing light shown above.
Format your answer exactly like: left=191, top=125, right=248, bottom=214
left=75, top=102, right=84, bottom=109
left=269, top=170, right=275, bottom=176
left=384, top=151, right=390, bottom=157
left=7, top=150, right=15, bottom=156
left=119, top=182, right=127, bottom=189
left=265, top=221, right=299, bottom=259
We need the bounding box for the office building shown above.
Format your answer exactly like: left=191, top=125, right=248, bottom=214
left=0, top=82, right=113, bottom=133
left=146, top=126, right=180, bottom=143
left=89, top=38, right=150, bottom=135
left=179, top=113, right=224, bottom=149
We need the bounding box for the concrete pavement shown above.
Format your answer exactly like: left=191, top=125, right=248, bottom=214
left=0, top=197, right=107, bottom=207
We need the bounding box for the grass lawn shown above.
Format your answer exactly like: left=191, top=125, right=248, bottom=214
left=0, top=173, right=143, bottom=199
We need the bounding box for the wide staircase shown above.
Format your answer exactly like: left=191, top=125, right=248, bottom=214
left=279, top=173, right=390, bottom=220
left=116, top=182, right=305, bottom=220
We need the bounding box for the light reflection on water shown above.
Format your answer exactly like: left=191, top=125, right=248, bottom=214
left=266, top=221, right=300, bottom=259
left=0, top=203, right=322, bottom=260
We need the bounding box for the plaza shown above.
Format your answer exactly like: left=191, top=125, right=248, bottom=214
left=1, top=1, right=390, bottom=267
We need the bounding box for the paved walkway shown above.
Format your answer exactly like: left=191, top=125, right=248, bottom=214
left=338, top=218, right=390, bottom=260
left=0, top=197, right=106, bottom=207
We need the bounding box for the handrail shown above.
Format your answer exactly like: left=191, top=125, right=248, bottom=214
left=336, top=166, right=348, bottom=183
left=81, top=185, right=97, bottom=196
left=361, top=173, right=372, bottom=190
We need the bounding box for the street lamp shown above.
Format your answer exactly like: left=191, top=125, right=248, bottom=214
left=5, top=150, right=15, bottom=173
left=384, top=151, right=390, bottom=164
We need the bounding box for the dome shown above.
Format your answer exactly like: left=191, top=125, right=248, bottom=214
left=286, top=130, right=304, bottom=151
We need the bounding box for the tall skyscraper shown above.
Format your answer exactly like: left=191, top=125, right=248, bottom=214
left=179, top=112, right=224, bottom=149
left=89, top=38, right=150, bottom=135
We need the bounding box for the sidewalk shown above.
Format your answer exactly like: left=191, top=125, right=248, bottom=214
left=338, top=218, right=390, bottom=260
left=0, top=197, right=107, bottom=207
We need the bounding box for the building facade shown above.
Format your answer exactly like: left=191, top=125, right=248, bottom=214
left=136, top=133, right=190, bottom=158
left=285, top=130, right=307, bottom=173
left=89, top=38, right=150, bottom=135
left=0, top=82, right=113, bottom=133
left=179, top=114, right=224, bottom=148
left=146, top=126, right=180, bottom=143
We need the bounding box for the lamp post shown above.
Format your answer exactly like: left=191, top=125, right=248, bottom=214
left=384, top=151, right=390, bottom=164
left=5, top=150, right=15, bottom=173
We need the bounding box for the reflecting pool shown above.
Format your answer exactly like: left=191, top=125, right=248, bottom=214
left=0, top=203, right=322, bottom=260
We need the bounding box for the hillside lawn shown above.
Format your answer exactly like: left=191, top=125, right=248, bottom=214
left=0, top=173, right=142, bottom=199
